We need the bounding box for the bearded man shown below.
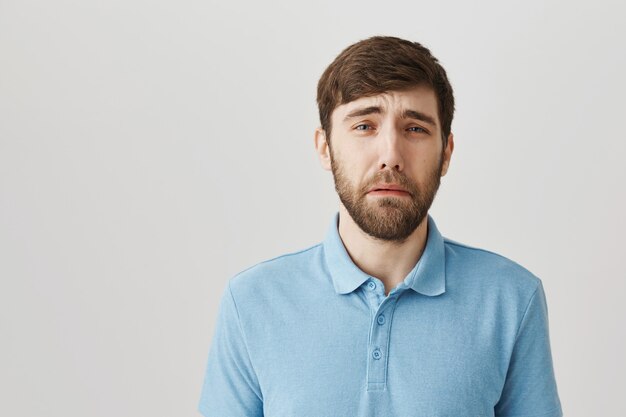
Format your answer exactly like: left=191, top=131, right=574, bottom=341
left=198, top=36, right=562, bottom=417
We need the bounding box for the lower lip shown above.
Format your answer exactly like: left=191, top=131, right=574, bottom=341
left=368, top=190, right=410, bottom=197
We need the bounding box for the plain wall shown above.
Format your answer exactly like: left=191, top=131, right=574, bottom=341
left=1, top=0, right=625, bottom=416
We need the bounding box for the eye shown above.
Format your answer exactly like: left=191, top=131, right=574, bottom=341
left=407, top=126, right=427, bottom=133
left=355, top=124, right=373, bottom=131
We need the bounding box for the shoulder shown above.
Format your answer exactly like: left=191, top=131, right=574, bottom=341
left=228, top=242, right=323, bottom=296
left=443, top=237, right=541, bottom=294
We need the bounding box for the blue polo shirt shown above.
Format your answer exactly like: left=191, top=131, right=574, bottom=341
left=198, top=213, right=562, bottom=417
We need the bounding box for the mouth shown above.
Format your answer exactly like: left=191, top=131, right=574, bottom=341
left=367, top=184, right=411, bottom=197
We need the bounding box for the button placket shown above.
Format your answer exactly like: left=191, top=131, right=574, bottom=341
left=364, top=279, right=397, bottom=392
left=372, top=348, right=382, bottom=360
left=364, top=278, right=385, bottom=309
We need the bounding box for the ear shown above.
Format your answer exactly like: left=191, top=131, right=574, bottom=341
left=314, top=128, right=332, bottom=171
left=440, top=132, right=454, bottom=177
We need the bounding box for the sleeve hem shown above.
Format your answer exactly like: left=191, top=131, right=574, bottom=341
left=498, top=405, right=563, bottom=417
left=198, top=404, right=209, bottom=417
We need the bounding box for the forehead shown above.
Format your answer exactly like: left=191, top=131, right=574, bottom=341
left=333, top=85, right=439, bottom=123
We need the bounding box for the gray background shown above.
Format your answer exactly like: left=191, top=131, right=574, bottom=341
left=1, top=0, right=625, bottom=416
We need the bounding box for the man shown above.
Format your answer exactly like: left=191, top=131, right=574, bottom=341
left=198, top=36, right=562, bottom=417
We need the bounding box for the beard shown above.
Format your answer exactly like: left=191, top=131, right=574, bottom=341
left=330, top=150, right=443, bottom=243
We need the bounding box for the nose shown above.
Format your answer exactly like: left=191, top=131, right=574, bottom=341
left=377, top=125, right=404, bottom=171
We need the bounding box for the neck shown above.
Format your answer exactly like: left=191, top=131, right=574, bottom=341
left=337, top=204, right=429, bottom=296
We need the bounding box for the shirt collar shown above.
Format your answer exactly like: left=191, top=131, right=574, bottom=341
left=322, top=211, right=446, bottom=297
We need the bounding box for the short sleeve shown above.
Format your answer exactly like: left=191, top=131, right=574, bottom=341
left=198, top=281, right=263, bottom=417
left=495, top=281, right=563, bottom=417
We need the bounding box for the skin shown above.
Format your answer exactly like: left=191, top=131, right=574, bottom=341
left=314, top=85, right=454, bottom=296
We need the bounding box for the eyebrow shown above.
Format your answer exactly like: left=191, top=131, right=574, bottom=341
left=343, top=106, right=382, bottom=121
left=402, top=109, right=437, bottom=127
left=343, top=106, right=437, bottom=126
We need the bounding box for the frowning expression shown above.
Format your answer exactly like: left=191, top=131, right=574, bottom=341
left=316, top=85, right=453, bottom=242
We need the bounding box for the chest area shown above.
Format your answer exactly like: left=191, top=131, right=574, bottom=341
left=244, top=291, right=509, bottom=416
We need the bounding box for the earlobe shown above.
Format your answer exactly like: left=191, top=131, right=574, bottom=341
left=441, top=132, right=454, bottom=177
left=314, top=128, right=332, bottom=171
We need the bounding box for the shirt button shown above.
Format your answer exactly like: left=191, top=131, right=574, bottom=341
left=377, top=314, right=385, bottom=325
left=372, top=348, right=382, bottom=360
left=367, top=281, right=376, bottom=290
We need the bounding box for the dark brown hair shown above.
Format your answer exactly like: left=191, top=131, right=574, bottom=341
left=316, top=36, right=455, bottom=146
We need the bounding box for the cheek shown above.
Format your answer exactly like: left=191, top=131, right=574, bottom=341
left=408, top=156, right=442, bottom=183
left=337, top=163, right=371, bottom=191
left=334, top=148, right=373, bottom=174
